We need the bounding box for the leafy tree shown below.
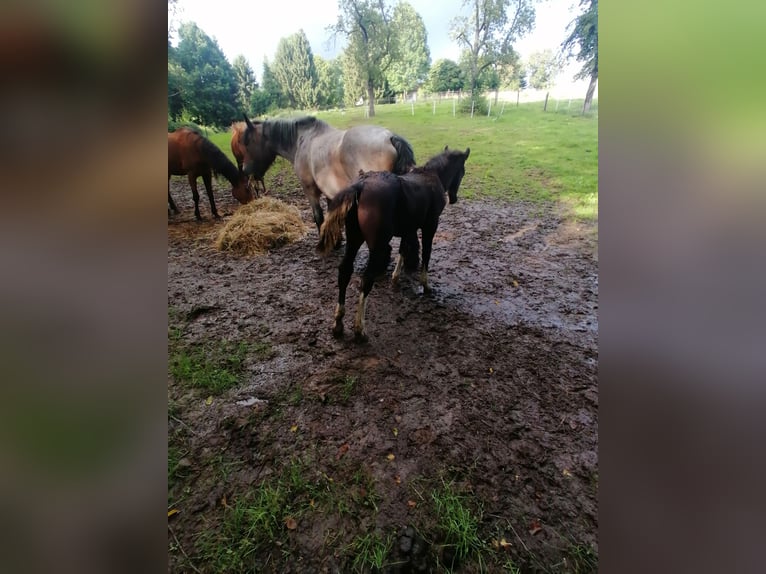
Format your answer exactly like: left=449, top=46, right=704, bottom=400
left=451, top=0, right=536, bottom=98
left=271, top=30, right=319, bottom=109
left=315, top=56, right=345, bottom=109
left=168, top=45, right=188, bottom=121
left=249, top=90, right=272, bottom=116
left=561, top=0, right=598, bottom=114
left=262, top=59, right=287, bottom=110
left=232, top=55, right=258, bottom=114
left=174, top=22, right=239, bottom=127
left=387, top=2, right=430, bottom=99
left=526, top=49, right=558, bottom=90
left=427, top=59, right=465, bottom=93
left=340, top=49, right=366, bottom=107
left=331, top=0, right=399, bottom=117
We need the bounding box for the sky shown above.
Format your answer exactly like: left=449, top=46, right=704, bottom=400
left=169, top=0, right=590, bottom=92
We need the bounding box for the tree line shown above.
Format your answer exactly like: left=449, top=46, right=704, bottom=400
left=168, top=0, right=597, bottom=128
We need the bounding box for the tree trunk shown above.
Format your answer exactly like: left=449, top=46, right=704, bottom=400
left=367, top=79, right=375, bottom=118
left=582, top=71, right=598, bottom=114
left=494, top=89, right=499, bottom=106
left=543, top=91, right=549, bottom=111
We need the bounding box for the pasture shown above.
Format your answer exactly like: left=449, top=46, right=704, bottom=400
left=168, top=101, right=598, bottom=573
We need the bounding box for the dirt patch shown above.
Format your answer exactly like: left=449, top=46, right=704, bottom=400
left=168, top=176, right=598, bottom=573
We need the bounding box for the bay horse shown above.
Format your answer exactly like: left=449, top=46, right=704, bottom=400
left=230, top=121, right=276, bottom=198
left=168, top=128, right=251, bottom=220
left=316, top=146, right=470, bottom=341
left=241, top=115, right=416, bottom=231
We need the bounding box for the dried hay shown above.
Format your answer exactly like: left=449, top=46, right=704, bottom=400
left=214, top=197, right=308, bottom=256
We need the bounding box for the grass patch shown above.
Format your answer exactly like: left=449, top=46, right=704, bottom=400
left=431, top=480, right=485, bottom=571
left=346, top=531, right=394, bottom=573
left=169, top=339, right=270, bottom=395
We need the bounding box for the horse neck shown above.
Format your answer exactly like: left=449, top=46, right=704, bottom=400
left=266, top=121, right=308, bottom=163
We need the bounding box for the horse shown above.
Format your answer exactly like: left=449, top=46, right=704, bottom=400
left=316, top=146, right=471, bottom=342
left=230, top=121, right=276, bottom=198
left=241, top=115, right=416, bottom=231
left=168, top=127, right=251, bottom=220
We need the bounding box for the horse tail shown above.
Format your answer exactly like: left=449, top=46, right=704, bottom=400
left=200, top=137, right=241, bottom=186
left=390, top=134, right=416, bottom=174
left=316, top=185, right=358, bottom=256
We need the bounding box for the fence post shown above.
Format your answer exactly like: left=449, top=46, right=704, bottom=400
left=471, top=100, right=475, bottom=118
left=433, top=100, right=436, bottom=115
left=411, top=101, right=414, bottom=116
left=487, top=99, right=492, bottom=116
left=555, top=98, right=560, bottom=112
left=543, top=92, right=549, bottom=111
left=500, top=100, right=506, bottom=116
left=453, top=99, right=456, bottom=117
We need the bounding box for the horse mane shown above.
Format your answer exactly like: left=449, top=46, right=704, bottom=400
left=419, top=150, right=453, bottom=173
left=198, top=137, right=241, bottom=186
left=263, top=116, right=328, bottom=152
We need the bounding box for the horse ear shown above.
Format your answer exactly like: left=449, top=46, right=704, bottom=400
left=444, top=145, right=449, bottom=151
left=464, top=148, right=470, bottom=159
left=244, top=115, right=254, bottom=130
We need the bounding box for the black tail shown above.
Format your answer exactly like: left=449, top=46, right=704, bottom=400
left=317, top=184, right=360, bottom=255
left=200, top=137, right=241, bottom=187
left=390, top=134, right=416, bottom=174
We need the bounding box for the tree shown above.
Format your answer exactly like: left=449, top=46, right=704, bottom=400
left=262, top=59, right=287, bottom=110
left=168, top=48, right=189, bottom=121
left=427, top=59, right=465, bottom=94
left=331, top=0, right=399, bottom=117
left=174, top=22, right=239, bottom=127
left=387, top=2, right=430, bottom=99
left=451, top=0, right=536, bottom=99
left=341, top=49, right=366, bottom=107
left=526, top=49, right=558, bottom=90
left=271, top=30, right=319, bottom=109
left=232, top=55, right=258, bottom=114
left=526, top=49, right=559, bottom=111
left=315, top=56, right=345, bottom=109
left=561, top=0, right=597, bottom=114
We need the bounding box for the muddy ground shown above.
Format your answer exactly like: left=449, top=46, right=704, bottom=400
left=168, top=171, right=598, bottom=573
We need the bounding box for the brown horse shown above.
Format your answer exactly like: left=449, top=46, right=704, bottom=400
left=317, top=146, right=470, bottom=341
left=230, top=121, right=275, bottom=198
left=241, top=115, right=416, bottom=231
left=168, top=128, right=251, bottom=220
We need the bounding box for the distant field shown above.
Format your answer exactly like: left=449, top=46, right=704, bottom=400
left=207, top=99, right=598, bottom=220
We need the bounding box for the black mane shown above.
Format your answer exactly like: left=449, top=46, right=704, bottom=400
left=199, top=137, right=240, bottom=186
left=263, top=116, right=329, bottom=152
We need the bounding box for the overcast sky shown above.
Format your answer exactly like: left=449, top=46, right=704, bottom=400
left=170, top=0, right=588, bottom=89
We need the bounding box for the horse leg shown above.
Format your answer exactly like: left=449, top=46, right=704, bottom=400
left=188, top=175, right=202, bottom=220
left=420, top=227, right=437, bottom=294
left=306, top=187, right=324, bottom=232
left=354, top=243, right=391, bottom=342
left=168, top=178, right=179, bottom=215
left=202, top=172, right=220, bottom=219
left=392, top=233, right=418, bottom=285
left=334, top=227, right=363, bottom=338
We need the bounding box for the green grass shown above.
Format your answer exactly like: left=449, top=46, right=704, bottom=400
left=206, top=99, right=598, bottom=220
left=169, top=339, right=268, bottom=395
left=346, top=531, right=394, bottom=573
left=431, top=480, right=485, bottom=571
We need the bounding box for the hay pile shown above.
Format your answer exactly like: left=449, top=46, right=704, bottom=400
left=214, top=197, right=308, bottom=256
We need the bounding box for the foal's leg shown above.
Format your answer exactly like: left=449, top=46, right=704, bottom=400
left=201, top=172, right=220, bottom=219
left=420, top=226, right=438, bottom=293
left=334, top=227, right=363, bottom=338
left=392, top=232, right=418, bottom=285
left=354, top=243, right=391, bottom=342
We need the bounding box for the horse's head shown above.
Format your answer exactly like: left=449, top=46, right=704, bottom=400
left=231, top=176, right=254, bottom=204
left=445, top=146, right=470, bottom=205
left=241, top=115, right=273, bottom=177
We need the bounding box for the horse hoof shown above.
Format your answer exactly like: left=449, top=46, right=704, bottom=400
left=332, top=325, right=344, bottom=338
left=354, top=331, right=369, bottom=343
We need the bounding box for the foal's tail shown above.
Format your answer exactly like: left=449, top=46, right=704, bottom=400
left=390, top=134, right=416, bottom=174
left=316, top=185, right=359, bottom=256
